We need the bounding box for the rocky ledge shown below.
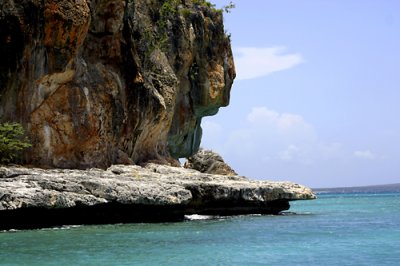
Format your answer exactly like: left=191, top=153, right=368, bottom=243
left=0, top=164, right=315, bottom=230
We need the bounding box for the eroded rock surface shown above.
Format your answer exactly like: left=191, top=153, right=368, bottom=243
left=0, top=164, right=315, bottom=229
left=0, top=0, right=235, bottom=168
left=185, top=149, right=237, bottom=175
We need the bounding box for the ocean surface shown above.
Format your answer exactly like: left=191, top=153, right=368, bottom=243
left=1, top=193, right=399, bottom=265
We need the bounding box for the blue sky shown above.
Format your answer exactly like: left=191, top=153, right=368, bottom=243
left=201, top=0, right=400, bottom=187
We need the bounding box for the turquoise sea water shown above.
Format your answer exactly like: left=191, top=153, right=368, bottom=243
left=1, top=193, right=400, bottom=265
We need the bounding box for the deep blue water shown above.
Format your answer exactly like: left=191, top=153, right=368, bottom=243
left=1, top=193, right=399, bottom=265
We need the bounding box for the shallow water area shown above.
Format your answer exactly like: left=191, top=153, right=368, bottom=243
left=1, top=193, right=399, bottom=265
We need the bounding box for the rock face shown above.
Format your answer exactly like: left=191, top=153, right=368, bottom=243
left=185, top=149, right=237, bottom=175
left=0, top=0, right=235, bottom=168
left=0, top=164, right=316, bottom=229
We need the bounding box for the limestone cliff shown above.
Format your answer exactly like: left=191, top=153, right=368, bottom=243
left=0, top=0, right=235, bottom=168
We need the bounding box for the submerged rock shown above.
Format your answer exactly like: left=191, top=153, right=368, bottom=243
left=0, top=0, right=235, bottom=168
left=0, top=164, right=315, bottom=229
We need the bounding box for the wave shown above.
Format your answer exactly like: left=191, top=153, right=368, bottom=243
left=184, top=214, right=220, bottom=221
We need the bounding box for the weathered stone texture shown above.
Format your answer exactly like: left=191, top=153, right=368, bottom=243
left=0, top=164, right=315, bottom=229
left=185, top=149, right=237, bottom=175
left=0, top=0, right=235, bottom=168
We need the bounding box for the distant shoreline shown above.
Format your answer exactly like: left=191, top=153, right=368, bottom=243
left=313, top=183, right=400, bottom=194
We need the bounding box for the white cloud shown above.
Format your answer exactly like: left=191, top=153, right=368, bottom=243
left=234, top=47, right=304, bottom=80
left=278, top=144, right=301, bottom=161
left=247, top=107, right=312, bottom=132
left=354, top=150, right=376, bottom=160
left=200, top=107, right=395, bottom=187
left=200, top=106, right=363, bottom=185
left=219, top=107, right=318, bottom=165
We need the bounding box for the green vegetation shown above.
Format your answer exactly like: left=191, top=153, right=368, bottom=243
left=0, top=122, right=31, bottom=164
left=144, top=0, right=235, bottom=59
left=179, top=7, right=192, bottom=18
left=192, top=0, right=235, bottom=13
left=160, top=0, right=234, bottom=15
left=222, top=1, right=235, bottom=13
left=160, top=0, right=180, bottom=18
left=192, top=0, right=216, bottom=8
left=148, top=0, right=181, bottom=54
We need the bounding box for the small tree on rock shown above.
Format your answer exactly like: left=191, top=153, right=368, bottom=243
left=0, top=122, right=31, bottom=164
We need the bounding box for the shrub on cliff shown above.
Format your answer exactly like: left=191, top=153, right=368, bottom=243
left=0, top=122, right=31, bottom=164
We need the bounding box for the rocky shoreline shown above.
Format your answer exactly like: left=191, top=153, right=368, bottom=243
left=0, top=164, right=315, bottom=230
left=1, top=1, right=315, bottom=230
